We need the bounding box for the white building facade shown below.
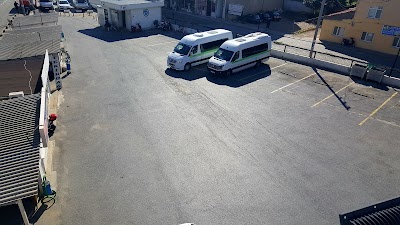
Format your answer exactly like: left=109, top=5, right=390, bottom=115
left=98, top=0, right=164, bottom=30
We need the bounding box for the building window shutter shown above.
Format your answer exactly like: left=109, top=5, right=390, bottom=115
left=368, top=7, right=376, bottom=18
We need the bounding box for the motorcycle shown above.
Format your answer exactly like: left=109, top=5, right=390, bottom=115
left=158, top=19, right=172, bottom=31
left=341, top=37, right=355, bottom=46
left=131, top=23, right=142, bottom=32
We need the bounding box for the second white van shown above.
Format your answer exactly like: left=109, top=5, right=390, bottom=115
left=167, top=29, right=233, bottom=71
left=207, top=32, right=271, bottom=75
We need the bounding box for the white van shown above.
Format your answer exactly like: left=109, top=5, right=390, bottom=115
left=207, top=32, right=271, bottom=75
left=167, top=29, right=233, bottom=71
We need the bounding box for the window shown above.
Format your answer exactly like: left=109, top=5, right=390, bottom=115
left=361, top=32, right=374, bottom=42
left=200, top=39, right=228, bottom=52
left=242, top=43, right=269, bottom=58
left=232, top=52, right=240, bottom=62
left=190, top=46, right=198, bottom=55
left=332, top=26, right=345, bottom=36
left=368, top=7, right=383, bottom=19
left=393, top=37, right=400, bottom=48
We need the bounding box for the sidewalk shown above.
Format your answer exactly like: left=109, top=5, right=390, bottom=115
left=162, top=8, right=398, bottom=69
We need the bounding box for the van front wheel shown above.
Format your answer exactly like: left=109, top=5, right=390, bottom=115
left=184, top=63, right=191, bottom=71
left=225, top=69, right=232, bottom=76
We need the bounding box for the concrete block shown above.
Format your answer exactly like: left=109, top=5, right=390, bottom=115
left=366, top=68, right=385, bottom=83
left=350, top=64, right=367, bottom=79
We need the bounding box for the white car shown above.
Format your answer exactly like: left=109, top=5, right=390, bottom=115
left=58, top=0, right=73, bottom=10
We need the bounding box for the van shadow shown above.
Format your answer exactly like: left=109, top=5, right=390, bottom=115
left=207, top=64, right=272, bottom=88
left=164, top=67, right=206, bottom=81
left=78, top=27, right=185, bottom=43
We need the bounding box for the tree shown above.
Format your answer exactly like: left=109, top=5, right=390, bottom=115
left=303, top=0, right=357, bottom=15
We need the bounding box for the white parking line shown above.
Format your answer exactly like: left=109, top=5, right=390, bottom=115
left=311, top=82, right=353, bottom=107
left=270, top=72, right=314, bottom=94
left=239, top=63, right=288, bottom=81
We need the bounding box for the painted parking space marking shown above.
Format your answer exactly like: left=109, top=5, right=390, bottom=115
left=239, top=63, right=288, bottom=81
left=311, top=82, right=354, bottom=108
left=270, top=72, right=314, bottom=94
left=359, top=92, right=398, bottom=126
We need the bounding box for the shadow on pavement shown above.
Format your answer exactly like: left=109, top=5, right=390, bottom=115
left=207, top=64, right=272, bottom=88
left=78, top=27, right=184, bottom=43
left=350, top=76, right=390, bottom=91
left=320, top=40, right=399, bottom=69
left=0, top=197, right=38, bottom=225
left=313, top=67, right=351, bottom=110
left=164, top=68, right=205, bottom=81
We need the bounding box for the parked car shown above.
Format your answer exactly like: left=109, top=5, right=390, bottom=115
left=258, top=12, right=272, bottom=23
left=265, top=11, right=281, bottom=21
left=58, top=0, right=73, bottom=10
left=240, top=14, right=262, bottom=24
left=39, top=0, right=54, bottom=11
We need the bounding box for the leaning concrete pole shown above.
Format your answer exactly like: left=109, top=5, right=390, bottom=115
left=309, top=0, right=327, bottom=58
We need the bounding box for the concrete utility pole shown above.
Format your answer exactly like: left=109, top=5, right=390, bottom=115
left=389, top=37, right=400, bottom=76
left=309, top=0, right=327, bottom=58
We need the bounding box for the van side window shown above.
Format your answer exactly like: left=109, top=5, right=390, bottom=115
left=190, top=46, right=198, bottom=55
left=242, top=43, right=269, bottom=58
left=232, top=52, right=240, bottom=62
left=201, top=38, right=229, bottom=52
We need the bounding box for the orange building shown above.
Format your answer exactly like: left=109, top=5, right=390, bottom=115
left=320, top=0, right=400, bottom=55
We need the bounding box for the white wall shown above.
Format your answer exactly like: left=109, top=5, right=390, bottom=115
left=129, top=7, right=161, bottom=30
left=284, top=0, right=312, bottom=13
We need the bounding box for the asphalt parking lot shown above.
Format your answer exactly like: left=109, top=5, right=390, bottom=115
left=53, top=16, right=400, bottom=225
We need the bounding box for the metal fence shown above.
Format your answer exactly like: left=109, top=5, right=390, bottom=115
left=272, top=42, right=400, bottom=78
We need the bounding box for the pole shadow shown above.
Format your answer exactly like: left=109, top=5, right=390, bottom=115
left=313, top=67, right=350, bottom=110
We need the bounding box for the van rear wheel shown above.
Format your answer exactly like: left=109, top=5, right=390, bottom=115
left=184, top=63, right=191, bottom=71
left=255, top=60, right=261, bottom=68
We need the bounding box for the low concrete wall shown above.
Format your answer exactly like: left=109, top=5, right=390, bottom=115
left=382, top=76, right=400, bottom=88
left=271, top=50, right=350, bottom=75
left=271, top=50, right=400, bottom=88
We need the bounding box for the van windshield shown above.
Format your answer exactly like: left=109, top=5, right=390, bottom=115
left=174, top=43, right=191, bottom=55
left=214, top=48, right=234, bottom=61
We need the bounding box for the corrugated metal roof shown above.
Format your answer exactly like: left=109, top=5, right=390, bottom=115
left=0, top=93, right=41, bottom=206
left=1, top=25, right=62, bottom=44
left=0, top=56, right=44, bottom=97
left=340, top=197, right=400, bottom=225
left=12, top=13, right=58, bottom=29
left=0, top=39, right=60, bottom=60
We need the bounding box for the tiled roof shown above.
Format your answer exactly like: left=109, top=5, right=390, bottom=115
left=0, top=39, right=60, bottom=60
left=324, top=8, right=356, bottom=21
left=0, top=93, right=41, bottom=206
left=2, top=25, right=62, bottom=44
left=0, top=56, right=44, bottom=97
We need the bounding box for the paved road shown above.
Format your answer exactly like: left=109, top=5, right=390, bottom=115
left=0, top=0, right=14, bottom=28
left=53, top=16, right=400, bottom=225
